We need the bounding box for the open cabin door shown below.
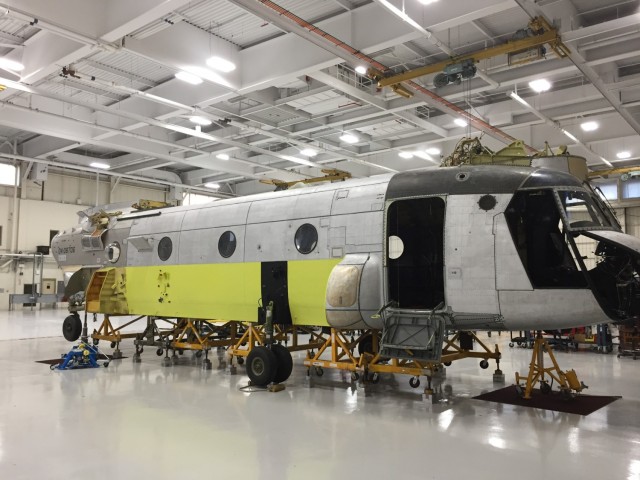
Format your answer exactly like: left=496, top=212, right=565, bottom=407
left=386, top=196, right=445, bottom=308
left=381, top=196, right=447, bottom=362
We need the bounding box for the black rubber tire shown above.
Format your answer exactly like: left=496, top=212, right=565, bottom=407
left=540, top=382, right=552, bottom=394
left=479, top=359, right=489, bottom=369
left=271, top=344, right=293, bottom=383
left=62, top=313, right=82, bottom=342
left=246, top=346, right=277, bottom=386
left=156, top=348, right=164, bottom=357
left=443, top=361, right=452, bottom=367
left=409, top=376, right=420, bottom=388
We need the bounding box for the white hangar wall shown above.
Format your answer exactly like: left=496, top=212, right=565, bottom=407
left=0, top=172, right=169, bottom=310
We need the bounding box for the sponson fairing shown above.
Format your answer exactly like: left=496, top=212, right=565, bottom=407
left=52, top=165, right=640, bottom=331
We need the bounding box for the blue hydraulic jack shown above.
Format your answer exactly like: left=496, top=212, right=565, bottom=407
left=51, top=312, right=110, bottom=371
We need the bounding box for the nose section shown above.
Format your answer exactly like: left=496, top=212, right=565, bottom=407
left=583, top=231, right=640, bottom=322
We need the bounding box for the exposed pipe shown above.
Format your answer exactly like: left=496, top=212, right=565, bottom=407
left=65, top=70, right=398, bottom=172
left=0, top=77, right=319, bottom=177
left=514, top=0, right=640, bottom=138
left=0, top=152, right=236, bottom=198
left=508, top=91, right=612, bottom=167
left=372, top=0, right=500, bottom=88
left=229, top=0, right=533, bottom=152
left=0, top=5, right=117, bottom=51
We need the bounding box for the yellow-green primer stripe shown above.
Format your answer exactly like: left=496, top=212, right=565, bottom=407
left=98, top=258, right=341, bottom=326
left=288, top=258, right=341, bottom=326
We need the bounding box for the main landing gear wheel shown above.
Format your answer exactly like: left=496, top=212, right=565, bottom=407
left=246, top=346, right=278, bottom=386
left=62, top=313, right=82, bottom=342
left=271, top=343, right=293, bottom=383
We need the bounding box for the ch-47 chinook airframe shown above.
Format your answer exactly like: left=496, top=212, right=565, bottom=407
left=51, top=140, right=640, bottom=397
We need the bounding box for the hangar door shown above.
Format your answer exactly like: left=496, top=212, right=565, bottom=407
left=386, top=197, right=445, bottom=309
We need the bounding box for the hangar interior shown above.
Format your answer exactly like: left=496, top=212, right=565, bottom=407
left=1, top=0, right=640, bottom=478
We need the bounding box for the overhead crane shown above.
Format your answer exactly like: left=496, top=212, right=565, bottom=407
left=372, top=17, right=570, bottom=93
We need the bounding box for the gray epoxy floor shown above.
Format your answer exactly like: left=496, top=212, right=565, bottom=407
left=1, top=309, right=639, bottom=480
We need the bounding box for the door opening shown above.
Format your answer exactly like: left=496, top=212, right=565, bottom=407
left=387, top=197, right=445, bottom=309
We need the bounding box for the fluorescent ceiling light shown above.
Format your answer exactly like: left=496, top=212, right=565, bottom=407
left=300, top=148, right=318, bottom=157
left=426, top=147, right=441, bottom=155
left=580, top=121, right=599, bottom=132
left=0, top=58, right=24, bottom=71
left=204, top=182, right=220, bottom=189
left=206, top=56, right=236, bottom=73
left=175, top=71, right=203, bottom=85
left=418, top=0, right=439, bottom=4
left=355, top=65, right=367, bottom=75
left=189, top=115, right=212, bottom=126
left=509, top=91, right=530, bottom=107
left=90, top=162, right=110, bottom=170
left=529, top=78, right=551, bottom=92
left=340, top=133, right=359, bottom=144
left=399, top=152, right=413, bottom=159
left=562, top=129, right=578, bottom=142
left=617, top=151, right=631, bottom=159
left=216, top=153, right=230, bottom=161
left=454, top=118, right=468, bottom=127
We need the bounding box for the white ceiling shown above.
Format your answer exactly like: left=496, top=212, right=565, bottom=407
left=0, top=0, right=640, bottom=195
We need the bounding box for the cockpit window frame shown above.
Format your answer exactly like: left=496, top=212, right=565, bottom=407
left=553, top=187, right=617, bottom=233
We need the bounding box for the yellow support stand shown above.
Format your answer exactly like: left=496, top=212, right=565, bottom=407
left=515, top=331, right=587, bottom=399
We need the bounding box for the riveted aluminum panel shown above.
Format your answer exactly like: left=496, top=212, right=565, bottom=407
left=178, top=226, right=246, bottom=264
left=125, top=231, right=180, bottom=267
left=328, top=210, right=383, bottom=253
left=494, top=212, right=533, bottom=291
left=129, top=211, right=186, bottom=236
left=386, top=165, right=531, bottom=200
left=244, top=218, right=329, bottom=263
left=444, top=194, right=506, bottom=314
left=499, top=290, right=605, bottom=330
left=330, top=179, right=389, bottom=216
left=245, top=189, right=333, bottom=224
left=181, top=203, right=251, bottom=231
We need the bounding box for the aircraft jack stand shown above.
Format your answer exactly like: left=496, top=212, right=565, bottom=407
left=515, top=332, right=587, bottom=399
left=52, top=313, right=109, bottom=370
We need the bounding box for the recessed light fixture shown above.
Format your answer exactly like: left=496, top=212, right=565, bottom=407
left=617, top=151, right=631, bottom=159
left=216, top=153, right=230, bottom=161
left=175, top=71, right=203, bottom=85
left=90, top=162, right=110, bottom=170
left=206, top=56, right=236, bottom=73
left=205, top=182, right=220, bottom=189
left=454, top=118, right=468, bottom=127
left=0, top=58, right=24, bottom=71
left=340, top=133, right=359, bottom=144
left=399, top=152, right=414, bottom=159
left=426, top=147, right=441, bottom=155
left=580, top=121, right=599, bottom=132
left=189, top=116, right=212, bottom=126
left=355, top=66, right=367, bottom=75
left=562, top=129, right=578, bottom=143
left=529, top=78, right=551, bottom=92
left=300, top=148, right=318, bottom=157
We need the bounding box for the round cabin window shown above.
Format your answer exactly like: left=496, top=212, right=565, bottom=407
left=218, top=231, right=237, bottom=258
left=294, top=223, right=318, bottom=254
left=388, top=235, right=404, bottom=259
left=105, top=242, right=121, bottom=263
left=158, top=236, right=173, bottom=261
